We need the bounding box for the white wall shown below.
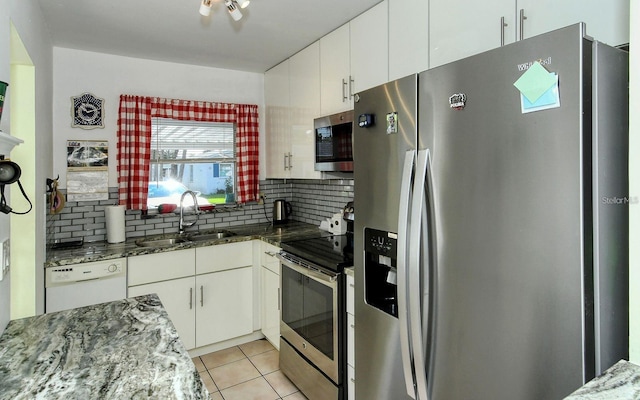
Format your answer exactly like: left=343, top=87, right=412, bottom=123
left=0, top=0, right=53, bottom=330
left=52, top=48, right=266, bottom=189
left=628, top=0, right=639, bottom=364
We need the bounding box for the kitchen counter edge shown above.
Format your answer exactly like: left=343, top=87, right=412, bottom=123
left=45, top=222, right=326, bottom=267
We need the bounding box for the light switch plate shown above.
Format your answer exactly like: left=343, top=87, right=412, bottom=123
left=0, top=239, right=4, bottom=281
left=1, top=239, right=9, bottom=279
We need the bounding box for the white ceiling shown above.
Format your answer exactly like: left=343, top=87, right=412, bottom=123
left=36, top=0, right=382, bottom=73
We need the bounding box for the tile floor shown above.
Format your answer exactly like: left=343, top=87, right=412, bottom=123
left=192, top=339, right=308, bottom=400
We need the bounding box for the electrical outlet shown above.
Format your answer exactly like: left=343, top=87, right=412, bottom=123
left=258, top=192, right=266, bottom=205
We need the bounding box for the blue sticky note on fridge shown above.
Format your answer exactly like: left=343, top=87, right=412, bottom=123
left=520, top=73, right=560, bottom=113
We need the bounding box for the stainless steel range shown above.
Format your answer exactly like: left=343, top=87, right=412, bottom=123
left=277, top=231, right=353, bottom=400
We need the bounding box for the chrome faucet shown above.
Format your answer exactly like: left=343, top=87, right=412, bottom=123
left=179, top=190, right=200, bottom=234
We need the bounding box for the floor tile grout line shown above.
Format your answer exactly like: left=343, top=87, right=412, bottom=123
left=197, top=340, right=305, bottom=399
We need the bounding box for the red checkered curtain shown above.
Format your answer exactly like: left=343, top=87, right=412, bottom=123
left=116, top=95, right=152, bottom=210
left=235, top=104, right=259, bottom=203
left=150, top=97, right=260, bottom=204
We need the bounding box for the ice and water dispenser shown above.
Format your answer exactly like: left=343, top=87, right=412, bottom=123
left=364, top=228, right=399, bottom=317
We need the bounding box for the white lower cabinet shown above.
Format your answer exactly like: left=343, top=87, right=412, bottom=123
left=128, top=276, right=197, bottom=349
left=260, top=242, right=281, bottom=349
left=346, top=270, right=355, bottom=399
left=128, top=242, right=254, bottom=351
left=195, top=267, right=253, bottom=347
left=261, top=266, right=280, bottom=349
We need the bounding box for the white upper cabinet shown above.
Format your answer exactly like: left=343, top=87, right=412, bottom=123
left=429, top=0, right=515, bottom=68
left=350, top=0, right=389, bottom=94
left=320, top=0, right=390, bottom=115
left=515, top=0, right=629, bottom=47
left=289, top=42, right=322, bottom=179
left=265, top=59, right=291, bottom=179
left=388, top=0, right=429, bottom=80
left=320, top=24, right=352, bottom=115
left=430, top=0, right=630, bottom=68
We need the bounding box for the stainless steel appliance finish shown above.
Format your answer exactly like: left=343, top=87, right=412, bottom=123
left=278, top=233, right=352, bottom=400
left=273, top=199, right=292, bottom=224
left=314, top=110, right=354, bottom=172
left=278, top=252, right=340, bottom=382
left=354, top=24, right=629, bottom=400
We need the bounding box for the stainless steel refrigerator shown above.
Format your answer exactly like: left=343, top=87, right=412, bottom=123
left=353, top=23, right=628, bottom=400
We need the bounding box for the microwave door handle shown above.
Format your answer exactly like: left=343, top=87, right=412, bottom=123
left=398, top=149, right=417, bottom=399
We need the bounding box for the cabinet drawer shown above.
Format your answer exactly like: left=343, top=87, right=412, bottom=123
left=195, top=241, right=253, bottom=274
left=261, top=243, right=281, bottom=274
left=347, top=312, right=355, bottom=368
left=346, top=273, right=355, bottom=315
left=128, top=249, right=195, bottom=286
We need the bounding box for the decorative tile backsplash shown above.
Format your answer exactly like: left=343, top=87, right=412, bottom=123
left=46, top=178, right=354, bottom=243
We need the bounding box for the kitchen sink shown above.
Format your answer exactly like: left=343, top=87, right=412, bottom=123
left=135, top=237, right=190, bottom=247
left=187, top=231, right=237, bottom=241
left=135, top=230, right=237, bottom=247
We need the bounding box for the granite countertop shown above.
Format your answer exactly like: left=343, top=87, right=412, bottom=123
left=46, top=221, right=328, bottom=267
left=0, top=294, right=209, bottom=400
left=564, top=360, right=640, bottom=399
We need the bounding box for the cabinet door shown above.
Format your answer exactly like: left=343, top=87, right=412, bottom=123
left=350, top=0, right=389, bottom=93
left=320, top=23, right=352, bottom=115
left=265, top=60, right=291, bottom=179
left=261, top=266, right=280, bottom=349
left=195, top=267, right=253, bottom=347
left=289, top=42, right=322, bottom=179
left=429, top=0, right=515, bottom=68
left=515, top=0, right=629, bottom=46
left=128, top=277, right=196, bottom=350
left=195, top=241, right=254, bottom=274
left=389, top=0, right=429, bottom=80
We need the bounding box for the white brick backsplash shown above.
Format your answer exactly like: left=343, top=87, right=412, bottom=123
left=46, top=179, right=354, bottom=243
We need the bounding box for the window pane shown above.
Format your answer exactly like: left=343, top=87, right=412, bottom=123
left=149, top=118, right=237, bottom=208
left=151, top=118, right=235, bottom=160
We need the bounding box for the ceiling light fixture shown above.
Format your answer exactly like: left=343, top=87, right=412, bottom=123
left=199, top=0, right=248, bottom=21
left=199, top=0, right=213, bottom=16
left=225, top=0, right=243, bottom=21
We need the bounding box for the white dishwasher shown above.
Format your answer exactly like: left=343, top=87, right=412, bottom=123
left=45, top=258, right=127, bottom=313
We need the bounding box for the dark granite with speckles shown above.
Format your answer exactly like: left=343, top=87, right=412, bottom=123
left=46, top=221, right=328, bottom=267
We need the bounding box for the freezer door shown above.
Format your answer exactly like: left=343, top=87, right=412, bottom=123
left=353, top=74, right=418, bottom=400
left=419, top=24, right=606, bottom=400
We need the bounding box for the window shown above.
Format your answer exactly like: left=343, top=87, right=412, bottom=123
left=148, top=117, right=236, bottom=208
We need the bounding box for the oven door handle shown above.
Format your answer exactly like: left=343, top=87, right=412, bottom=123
left=277, top=254, right=338, bottom=286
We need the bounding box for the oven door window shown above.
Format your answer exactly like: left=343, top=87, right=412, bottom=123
left=281, top=266, right=335, bottom=360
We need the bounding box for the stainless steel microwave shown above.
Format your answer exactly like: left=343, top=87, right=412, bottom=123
left=314, top=110, right=354, bottom=172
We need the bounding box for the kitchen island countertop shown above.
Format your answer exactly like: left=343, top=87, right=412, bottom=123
left=0, top=294, right=209, bottom=400
left=46, top=221, right=327, bottom=267
left=564, top=360, right=640, bottom=399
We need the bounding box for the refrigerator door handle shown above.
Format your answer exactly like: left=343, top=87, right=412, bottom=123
left=408, top=149, right=433, bottom=400
left=398, top=149, right=418, bottom=399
